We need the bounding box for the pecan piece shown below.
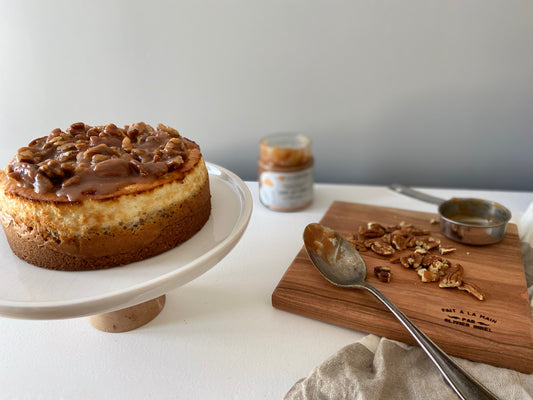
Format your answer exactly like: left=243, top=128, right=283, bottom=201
left=165, top=137, right=184, bottom=151
left=380, top=233, right=391, bottom=244
left=406, top=236, right=419, bottom=248
left=128, top=122, right=146, bottom=137
left=371, top=239, right=395, bottom=256
left=138, top=161, right=169, bottom=177
left=416, top=237, right=441, bottom=251
left=75, top=142, right=89, bottom=152
left=358, top=224, right=386, bottom=239
left=374, top=266, right=392, bottom=283
left=346, top=234, right=367, bottom=252
left=421, top=254, right=450, bottom=276
left=34, top=173, right=53, bottom=193
left=439, top=245, right=456, bottom=255
left=158, top=123, right=180, bottom=137
left=414, top=247, right=428, bottom=255
left=38, top=159, right=64, bottom=179
left=439, top=264, right=464, bottom=288
left=16, top=148, right=37, bottom=164
left=410, top=227, right=430, bottom=236
left=57, top=142, right=77, bottom=152
left=421, top=255, right=448, bottom=268
left=417, top=268, right=440, bottom=282
left=61, top=175, right=81, bottom=188
left=399, top=252, right=423, bottom=269
left=91, top=154, right=111, bottom=164
left=69, top=122, right=86, bottom=131
left=46, top=128, right=61, bottom=142
left=391, top=232, right=410, bottom=250
left=84, top=143, right=115, bottom=158
left=86, top=126, right=101, bottom=137
left=57, top=150, right=77, bottom=162
left=458, top=282, right=485, bottom=301
left=122, top=136, right=133, bottom=152
left=104, top=123, right=124, bottom=137
left=93, top=158, right=131, bottom=177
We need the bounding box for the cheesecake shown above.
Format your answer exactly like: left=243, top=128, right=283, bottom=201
left=0, top=122, right=211, bottom=271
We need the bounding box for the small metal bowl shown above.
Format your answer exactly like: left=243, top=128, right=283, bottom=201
left=438, top=198, right=511, bottom=245
left=390, top=184, right=512, bottom=245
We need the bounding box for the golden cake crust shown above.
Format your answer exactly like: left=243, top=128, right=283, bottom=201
left=0, top=123, right=212, bottom=271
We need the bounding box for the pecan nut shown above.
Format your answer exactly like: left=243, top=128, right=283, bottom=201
left=374, top=266, right=392, bottom=283
left=439, top=264, right=464, bottom=288
left=458, top=282, right=485, bottom=301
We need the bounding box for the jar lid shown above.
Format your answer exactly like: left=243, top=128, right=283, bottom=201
left=259, top=133, right=312, bottom=167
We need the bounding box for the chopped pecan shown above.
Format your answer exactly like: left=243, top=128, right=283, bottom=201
left=416, top=237, right=441, bottom=251
left=458, top=282, right=485, bottom=301
left=407, top=227, right=431, bottom=236
left=439, top=264, right=464, bottom=288
left=380, top=233, right=391, bottom=244
left=57, top=142, right=77, bottom=152
left=417, top=268, right=440, bottom=282
left=128, top=122, right=146, bottom=137
left=406, top=236, right=419, bottom=248
left=57, top=150, right=77, bottom=162
left=38, top=159, right=64, bottom=179
left=439, top=245, right=456, bottom=255
left=104, top=123, right=123, bottom=136
left=359, top=222, right=386, bottom=239
left=91, top=154, right=111, bottom=164
left=414, top=247, right=428, bottom=255
left=363, top=238, right=376, bottom=248
left=421, top=255, right=448, bottom=268
left=69, top=122, right=86, bottom=131
left=16, top=148, right=37, bottom=164
left=83, top=143, right=115, bottom=158
left=374, top=266, right=392, bottom=283
left=346, top=234, right=367, bottom=252
left=385, top=224, right=402, bottom=233
left=428, top=262, right=448, bottom=276
left=122, top=136, right=133, bottom=152
left=75, top=142, right=89, bottom=152
left=391, top=232, right=410, bottom=250
left=60, top=161, right=76, bottom=174
left=371, top=239, right=395, bottom=256
left=34, top=173, right=53, bottom=193
left=93, top=158, right=131, bottom=177
left=61, top=175, right=81, bottom=187
left=400, top=252, right=423, bottom=269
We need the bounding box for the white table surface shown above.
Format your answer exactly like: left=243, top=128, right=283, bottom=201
left=1, top=182, right=532, bottom=400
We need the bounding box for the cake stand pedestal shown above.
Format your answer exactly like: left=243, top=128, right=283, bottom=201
left=88, top=295, right=166, bottom=332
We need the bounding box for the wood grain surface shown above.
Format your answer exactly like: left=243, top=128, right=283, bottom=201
left=272, top=201, right=533, bottom=373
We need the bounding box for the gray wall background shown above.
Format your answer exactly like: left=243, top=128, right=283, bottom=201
left=1, top=0, right=532, bottom=191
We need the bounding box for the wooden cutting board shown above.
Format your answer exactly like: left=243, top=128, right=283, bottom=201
left=272, top=201, right=533, bottom=373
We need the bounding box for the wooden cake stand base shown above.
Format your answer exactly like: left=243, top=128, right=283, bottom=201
left=88, top=295, right=166, bottom=332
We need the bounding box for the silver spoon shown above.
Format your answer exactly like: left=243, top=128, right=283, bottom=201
left=303, top=223, right=500, bottom=400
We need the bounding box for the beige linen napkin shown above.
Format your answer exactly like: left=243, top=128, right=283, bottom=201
left=285, top=203, right=533, bottom=400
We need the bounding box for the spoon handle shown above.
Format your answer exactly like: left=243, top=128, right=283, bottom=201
left=360, top=282, right=500, bottom=400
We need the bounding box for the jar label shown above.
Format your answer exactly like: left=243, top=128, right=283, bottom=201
left=259, top=168, right=313, bottom=210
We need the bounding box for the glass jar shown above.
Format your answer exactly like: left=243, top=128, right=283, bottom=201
left=258, top=133, right=314, bottom=211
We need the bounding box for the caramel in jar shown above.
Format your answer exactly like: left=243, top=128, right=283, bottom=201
left=258, top=133, right=313, bottom=211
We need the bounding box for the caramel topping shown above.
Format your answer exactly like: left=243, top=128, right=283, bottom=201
left=4, top=122, right=193, bottom=201
left=259, top=134, right=312, bottom=168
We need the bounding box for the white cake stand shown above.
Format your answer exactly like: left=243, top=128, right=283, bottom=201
left=0, top=163, right=253, bottom=332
